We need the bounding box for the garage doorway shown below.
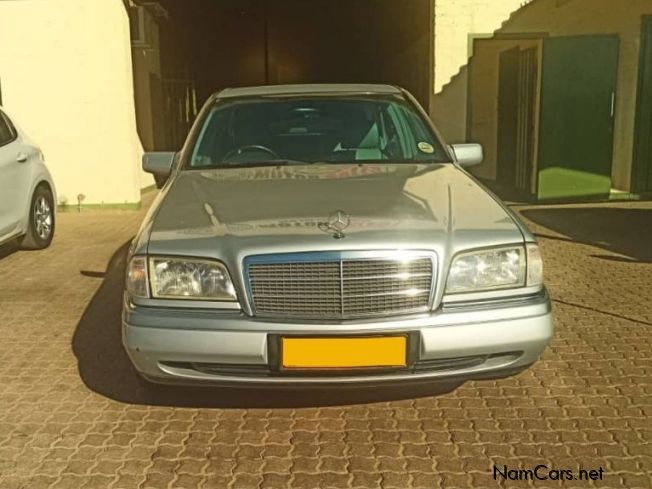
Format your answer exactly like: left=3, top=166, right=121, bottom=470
left=129, top=0, right=433, bottom=151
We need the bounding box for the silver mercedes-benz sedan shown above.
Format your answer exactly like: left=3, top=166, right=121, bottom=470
left=123, top=84, right=553, bottom=388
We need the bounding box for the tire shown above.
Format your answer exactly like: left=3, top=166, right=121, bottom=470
left=20, top=185, right=55, bottom=250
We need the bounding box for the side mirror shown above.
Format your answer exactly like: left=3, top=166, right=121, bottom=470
left=143, top=152, right=176, bottom=188
left=143, top=152, right=176, bottom=176
left=450, top=144, right=483, bottom=168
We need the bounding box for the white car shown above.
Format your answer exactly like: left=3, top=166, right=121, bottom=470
left=0, top=107, right=56, bottom=249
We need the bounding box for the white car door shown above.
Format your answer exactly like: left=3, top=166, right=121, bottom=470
left=0, top=110, right=31, bottom=240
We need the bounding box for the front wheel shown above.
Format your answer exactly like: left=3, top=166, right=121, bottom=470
left=20, top=185, right=55, bottom=250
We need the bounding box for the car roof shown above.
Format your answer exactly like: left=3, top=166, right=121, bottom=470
left=215, top=83, right=403, bottom=99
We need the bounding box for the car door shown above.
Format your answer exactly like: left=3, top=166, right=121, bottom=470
left=0, top=110, right=31, bottom=239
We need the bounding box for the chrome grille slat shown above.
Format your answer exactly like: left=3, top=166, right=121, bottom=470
left=250, top=290, right=431, bottom=299
left=247, top=253, right=435, bottom=319
left=248, top=273, right=432, bottom=282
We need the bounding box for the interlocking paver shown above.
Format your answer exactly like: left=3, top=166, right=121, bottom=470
left=0, top=195, right=651, bottom=488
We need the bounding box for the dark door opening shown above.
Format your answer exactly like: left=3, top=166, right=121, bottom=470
left=135, top=0, right=432, bottom=150
left=497, top=48, right=519, bottom=187
left=633, top=15, right=652, bottom=193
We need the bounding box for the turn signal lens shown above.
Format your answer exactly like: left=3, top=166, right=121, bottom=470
left=126, top=256, right=149, bottom=298
left=526, top=243, right=544, bottom=287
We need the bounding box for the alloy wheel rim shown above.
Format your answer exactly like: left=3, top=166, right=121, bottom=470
left=34, top=196, right=52, bottom=240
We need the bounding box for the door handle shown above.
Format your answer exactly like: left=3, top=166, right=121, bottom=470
left=16, top=153, right=28, bottom=163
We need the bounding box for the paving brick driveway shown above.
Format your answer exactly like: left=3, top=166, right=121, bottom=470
left=0, top=195, right=650, bottom=489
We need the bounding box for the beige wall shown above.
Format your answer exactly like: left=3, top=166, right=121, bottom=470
left=496, top=0, right=652, bottom=190
left=468, top=39, right=543, bottom=184
left=0, top=0, right=145, bottom=206
left=430, top=0, right=527, bottom=142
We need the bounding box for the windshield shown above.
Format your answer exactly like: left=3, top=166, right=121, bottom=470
left=189, top=96, right=449, bottom=168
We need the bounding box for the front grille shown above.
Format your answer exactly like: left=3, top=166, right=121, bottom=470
left=246, top=252, right=435, bottom=319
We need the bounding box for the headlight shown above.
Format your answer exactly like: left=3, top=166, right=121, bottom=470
left=150, top=257, right=237, bottom=300
left=446, top=245, right=529, bottom=293
left=126, top=256, right=237, bottom=301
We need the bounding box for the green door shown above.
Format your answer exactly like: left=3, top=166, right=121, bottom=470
left=633, top=16, right=652, bottom=193
left=537, top=36, right=619, bottom=200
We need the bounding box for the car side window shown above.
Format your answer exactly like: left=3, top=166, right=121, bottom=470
left=0, top=111, right=17, bottom=147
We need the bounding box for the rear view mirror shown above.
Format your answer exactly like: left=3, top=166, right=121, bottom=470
left=143, top=152, right=176, bottom=176
left=450, top=144, right=483, bottom=168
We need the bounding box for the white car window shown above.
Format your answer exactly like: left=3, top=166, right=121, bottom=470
left=0, top=111, right=17, bottom=147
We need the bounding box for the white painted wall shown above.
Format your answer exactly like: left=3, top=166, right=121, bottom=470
left=430, top=0, right=529, bottom=142
left=0, top=0, right=146, bottom=206
left=434, top=0, right=530, bottom=93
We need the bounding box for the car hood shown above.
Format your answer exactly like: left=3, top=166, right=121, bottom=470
left=145, top=163, right=524, bottom=259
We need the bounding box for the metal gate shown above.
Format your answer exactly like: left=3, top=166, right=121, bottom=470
left=515, top=47, right=538, bottom=193
left=497, top=46, right=538, bottom=195
left=162, top=79, right=198, bottom=151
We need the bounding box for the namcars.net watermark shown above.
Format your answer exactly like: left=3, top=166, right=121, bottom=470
left=494, top=464, right=605, bottom=482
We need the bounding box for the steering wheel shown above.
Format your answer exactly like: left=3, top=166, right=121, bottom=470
left=224, top=144, right=279, bottom=160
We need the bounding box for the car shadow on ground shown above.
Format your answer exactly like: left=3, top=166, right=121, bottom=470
left=521, top=206, right=652, bottom=263
left=72, top=242, right=460, bottom=408
left=0, top=241, right=20, bottom=260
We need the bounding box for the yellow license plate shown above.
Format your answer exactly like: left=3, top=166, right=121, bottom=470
left=281, top=336, right=407, bottom=369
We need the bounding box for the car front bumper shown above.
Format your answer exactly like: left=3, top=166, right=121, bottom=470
left=122, top=290, right=553, bottom=386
